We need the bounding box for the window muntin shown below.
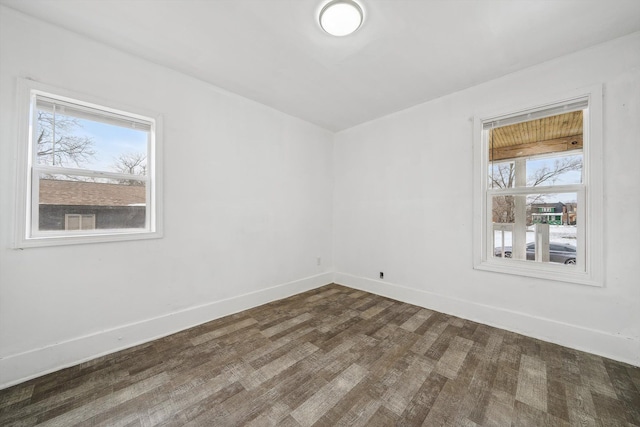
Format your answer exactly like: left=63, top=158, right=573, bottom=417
left=15, top=80, right=161, bottom=247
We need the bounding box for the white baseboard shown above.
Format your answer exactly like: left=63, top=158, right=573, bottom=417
left=334, top=272, right=639, bottom=367
left=0, top=273, right=333, bottom=390
left=4, top=271, right=636, bottom=390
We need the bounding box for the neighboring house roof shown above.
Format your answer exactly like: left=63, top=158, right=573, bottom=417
left=39, top=179, right=145, bottom=206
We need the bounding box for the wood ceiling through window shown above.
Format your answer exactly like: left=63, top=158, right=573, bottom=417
left=489, top=111, right=583, bottom=161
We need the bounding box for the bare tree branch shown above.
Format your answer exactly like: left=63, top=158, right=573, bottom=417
left=36, top=112, right=96, bottom=167
left=528, top=157, right=582, bottom=187
left=112, top=152, right=146, bottom=186
left=490, top=156, right=581, bottom=223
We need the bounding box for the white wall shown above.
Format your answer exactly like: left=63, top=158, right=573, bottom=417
left=0, top=7, right=334, bottom=388
left=334, top=33, right=640, bottom=366
left=1, top=6, right=639, bottom=391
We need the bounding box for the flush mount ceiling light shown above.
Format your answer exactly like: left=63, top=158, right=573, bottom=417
left=319, top=0, right=363, bottom=36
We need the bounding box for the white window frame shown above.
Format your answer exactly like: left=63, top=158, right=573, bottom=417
left=472, top=85, right=603, bottom=286
left=14, top=79, right=163, bottom=248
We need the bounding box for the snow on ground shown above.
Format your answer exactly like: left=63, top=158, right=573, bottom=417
left=494, top=225, right=577, bottom=248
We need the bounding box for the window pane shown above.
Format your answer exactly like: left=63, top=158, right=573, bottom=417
left=526, top=153, right=582, bottom=187
left=528, top=193, right=578, bottom=226
left=493, top=225, right=513, bottom=258
left=38, top=174, right=146, bottom=232
left=491, top=192, right=578, bottom=265
left=492, top=194, right=517, bottom=223
left=489, top=161, right=515, bottom=189
left=35, top=97, right=149, bottom=174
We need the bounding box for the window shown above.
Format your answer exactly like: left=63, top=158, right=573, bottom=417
left=15, top=79, right=163, bottom=247
left=473, top=86, right=603, bottom=286
left=65, top=214, right=96, bottom=231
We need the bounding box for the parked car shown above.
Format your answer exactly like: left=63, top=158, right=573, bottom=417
left=494, top=242, right=576, bottom=264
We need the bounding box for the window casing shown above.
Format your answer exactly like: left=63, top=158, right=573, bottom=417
left=473, top=86, right=603, bottom=286
left=15, top=79, right=163, bottom=247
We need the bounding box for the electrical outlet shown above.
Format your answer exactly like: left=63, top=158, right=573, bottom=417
left=317, top=257, right=322, bottom=266
left=379, top=272, right=384, bottom=279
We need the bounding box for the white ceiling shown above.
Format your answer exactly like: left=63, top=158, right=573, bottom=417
left=2, top=0, right=640, bottom=131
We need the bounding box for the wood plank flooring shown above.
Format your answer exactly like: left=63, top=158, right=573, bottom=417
left=1, top=284, right=638, bottom=426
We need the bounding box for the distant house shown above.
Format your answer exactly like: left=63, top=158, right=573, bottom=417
left=39, top=179, right=146, bottom=231
left=529, top=202, right=577, bottom=226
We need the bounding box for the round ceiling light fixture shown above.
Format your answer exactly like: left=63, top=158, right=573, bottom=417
left=319, top=0, right=363, bottom=37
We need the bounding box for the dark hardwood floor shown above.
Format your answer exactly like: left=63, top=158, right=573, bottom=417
left=1, top=284, right=638, bottom=426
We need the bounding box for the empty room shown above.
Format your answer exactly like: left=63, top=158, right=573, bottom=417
left=0, top=0, right=639, bottom=425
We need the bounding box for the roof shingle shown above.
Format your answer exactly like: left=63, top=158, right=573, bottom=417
left=39, top=179, right=145, bottom=207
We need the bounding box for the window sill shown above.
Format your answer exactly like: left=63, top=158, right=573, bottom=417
left=14, top=230, right=163, bottom=249
left=474, top=258, right=603, bottom=287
